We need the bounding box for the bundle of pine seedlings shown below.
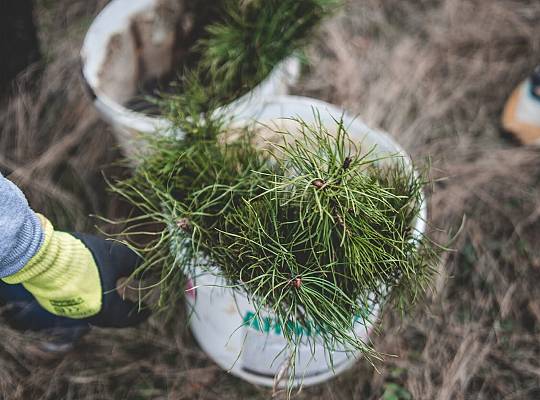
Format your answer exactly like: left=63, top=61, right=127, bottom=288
left=111, top=102, right=439, bottom=367
left=192, top=0, right=339, bottom=97
left=131, top=0, right=341, bottom=114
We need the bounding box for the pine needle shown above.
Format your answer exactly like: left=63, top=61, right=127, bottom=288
left=111, top=111, right=440, bottom=367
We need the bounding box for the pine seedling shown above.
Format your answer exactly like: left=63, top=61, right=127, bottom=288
left=202, top=115, right=436, bottom=361
left=112, top=111, right=438, bottom=365
left=196, top=0, right=341, bottom=94
left=110, top=109, right=272, bottom=306
left=156, top=0, right=342, bottom=113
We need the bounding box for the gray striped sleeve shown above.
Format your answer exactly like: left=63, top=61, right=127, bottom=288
left=0, top=172, right=44, bottom=277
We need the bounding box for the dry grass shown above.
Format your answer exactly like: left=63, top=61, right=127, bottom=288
left=0, top=0, right=539, bottom=399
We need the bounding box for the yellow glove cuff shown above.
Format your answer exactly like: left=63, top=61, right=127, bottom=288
left=3, top=215, right=102, bottom=318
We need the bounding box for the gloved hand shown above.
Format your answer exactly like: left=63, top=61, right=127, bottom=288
left=2, top=215, right=149, bottom=328
left=73, top=232, right=150, bottom=328
left=0, top=281, right=90, bottom=345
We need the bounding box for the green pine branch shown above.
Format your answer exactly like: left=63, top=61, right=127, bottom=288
left=156, top=0, right=342, bottom=115
left=111, top=112, right=439, bottom=365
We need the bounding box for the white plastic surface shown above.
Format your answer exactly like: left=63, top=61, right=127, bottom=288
left=185, top=96, right=427, bottom=388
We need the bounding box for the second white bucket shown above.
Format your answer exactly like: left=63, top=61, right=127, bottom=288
left=185, top=95, right=427, bottom=388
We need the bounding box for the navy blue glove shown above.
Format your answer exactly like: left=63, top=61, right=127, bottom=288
left=0, top=281, right=89, bottom=335
left=0, top=234, right=149, bottom=331
left=72, top=233, right=150, bottom=328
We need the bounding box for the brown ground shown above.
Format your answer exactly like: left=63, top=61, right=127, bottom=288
left=1, top=0, right=540, bottom=399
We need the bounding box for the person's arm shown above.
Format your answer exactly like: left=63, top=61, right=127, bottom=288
left=0, top=172, right=148, bottom=327
left=0, top=172, right=44, bottom=277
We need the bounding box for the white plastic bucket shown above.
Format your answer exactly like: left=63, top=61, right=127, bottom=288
left=80, top=0, right=300, bottom=156
left=185, top=95, right=427, bottom=388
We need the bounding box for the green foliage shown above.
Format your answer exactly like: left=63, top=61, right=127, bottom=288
left=110, top=117, right=271, bottom=307
left=201, top=117, right=435, bottom=361
left=158, top=0, right=341, bottom=112
left=112, top=112, right=438, bottom=365
left=197, top=0, right=340, bottom=92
